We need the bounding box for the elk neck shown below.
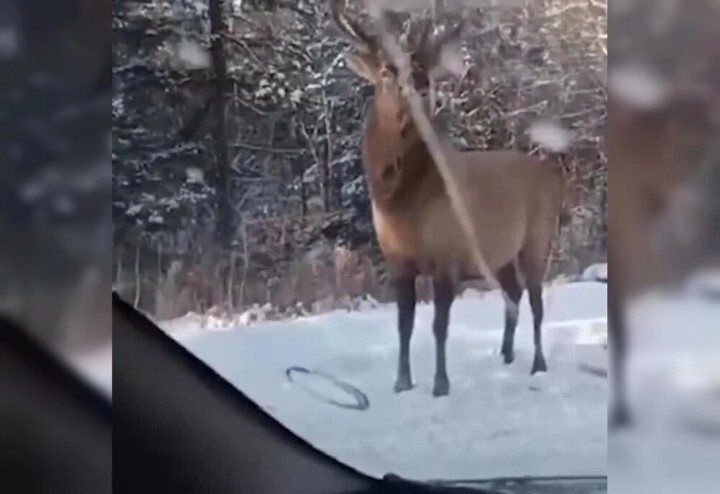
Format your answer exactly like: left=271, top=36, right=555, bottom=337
left=361, top=100, right=441, bottom=211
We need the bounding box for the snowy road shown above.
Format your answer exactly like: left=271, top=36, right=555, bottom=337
left=170, top=281, right=608, bottom=481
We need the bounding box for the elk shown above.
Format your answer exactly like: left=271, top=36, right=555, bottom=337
left=330, top=0, right=568, bottom=396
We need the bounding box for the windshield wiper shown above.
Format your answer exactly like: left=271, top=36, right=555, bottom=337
left=376, top=473, right=508, bottom=493
left=366, top=473, right=607, bottom=493
left=431, top=475, right=607, bottom=493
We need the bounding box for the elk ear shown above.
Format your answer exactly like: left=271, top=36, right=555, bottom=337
left=344, top=52, right=381, bottom=83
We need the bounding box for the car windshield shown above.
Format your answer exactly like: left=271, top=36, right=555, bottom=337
left=112, top=0, right=607, bottom=481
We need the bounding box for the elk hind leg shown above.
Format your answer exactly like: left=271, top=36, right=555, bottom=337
left=394, top=276, right=417, bottom=393
left=432, top=276, right=455, bottom=397
left=519, top=247, right=549, bottom=375
left=498, top=261, right=524, bottom=365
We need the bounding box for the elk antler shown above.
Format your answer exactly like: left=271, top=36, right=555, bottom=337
left=409, top=17, right=434, bottom=58
left=379, top=9, right=405, bottom=40
left=414, top=21, right=464, bottom=70
left=329, top=0, right=378, bottom=53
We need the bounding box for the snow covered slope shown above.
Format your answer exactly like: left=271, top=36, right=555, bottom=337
left=169, top=281, right=608, bottom=480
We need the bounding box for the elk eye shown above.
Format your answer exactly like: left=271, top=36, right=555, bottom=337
left=381, top=64, right=398, bottom=78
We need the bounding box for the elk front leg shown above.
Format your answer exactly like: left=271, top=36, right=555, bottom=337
left=394, top=276, right=416, bottom=393
left=432, top=276, right=455, bottom=397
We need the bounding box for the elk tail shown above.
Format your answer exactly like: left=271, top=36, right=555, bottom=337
left=528, top=122, right=575, bottom=232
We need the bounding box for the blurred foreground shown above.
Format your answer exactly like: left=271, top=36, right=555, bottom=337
left=609, top=0, right=720, bottom=491
left=0, top=1, right=111, bottom=492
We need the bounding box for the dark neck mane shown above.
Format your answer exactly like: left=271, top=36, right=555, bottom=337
left=362, top=105, right=438, bottom=209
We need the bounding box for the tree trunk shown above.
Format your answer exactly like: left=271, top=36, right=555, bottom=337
left=209, top=0, right=233, bottom=251
left=320, top=151, right=330, bottom=212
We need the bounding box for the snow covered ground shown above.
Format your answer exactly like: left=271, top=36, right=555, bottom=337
left=167, top=280, right=609, bottom=481
left=62, top=259, right=717, bottom=487
left=610, top=284, right=720, bottom=494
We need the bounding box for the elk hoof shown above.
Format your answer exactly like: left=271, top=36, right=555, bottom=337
left=530, top=354, right=548, bottom=374
left=609, top=403, right=633, bottom=431
left=501, top=349, right=515, bottom=365
left=393, top=375, right=413, bottom=393
left=432, top=377, right=450, bottom=397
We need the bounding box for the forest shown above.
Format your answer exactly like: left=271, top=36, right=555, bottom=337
left=112, top=0, right=607, bottom=320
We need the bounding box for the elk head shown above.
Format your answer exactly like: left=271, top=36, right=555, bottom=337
left=329, top=0, right=463, bottom=133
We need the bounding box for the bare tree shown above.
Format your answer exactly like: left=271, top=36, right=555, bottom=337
left=209, top=0, right=233, bottom=251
